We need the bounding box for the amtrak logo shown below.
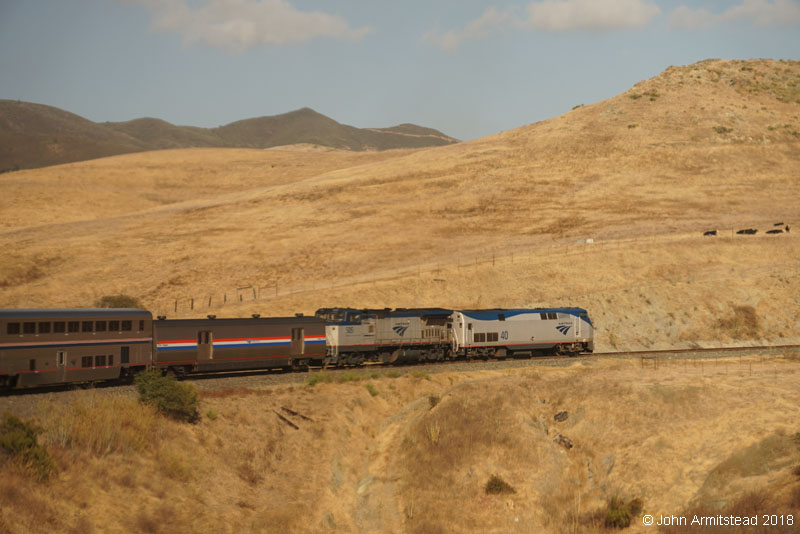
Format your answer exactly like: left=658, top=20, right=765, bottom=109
left=556, top=324, right=572, bottom=336
left=392, top=325, right=409, bottom=337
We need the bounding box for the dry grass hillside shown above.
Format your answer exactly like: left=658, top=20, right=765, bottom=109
left=1, top=356, right=798, bottom=533
left=1, top=58, right=799, bottom=351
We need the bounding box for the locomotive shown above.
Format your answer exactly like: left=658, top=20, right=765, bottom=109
left=318, top=307, right=594, bottom=366
left=0, top=306, right=593, bottom=389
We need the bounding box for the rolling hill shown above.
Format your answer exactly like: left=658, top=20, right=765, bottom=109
left=0, top=102, right=459, bottom=171
left=0, top=58, right=799, bottom=352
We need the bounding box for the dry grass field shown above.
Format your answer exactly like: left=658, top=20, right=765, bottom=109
left=1, top=356, right=798, bottom=534
left=1, top=58, right=799, bottom=532
left=1, top=58, right=798, bottom=351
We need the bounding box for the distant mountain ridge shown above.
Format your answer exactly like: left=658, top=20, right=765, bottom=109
left=0, top=101, right=459, bottom=172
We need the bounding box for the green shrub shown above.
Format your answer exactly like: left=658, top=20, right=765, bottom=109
left=386, top=370, right=402, bottom=378
left=485, top=474, right=516, bottom=495
left=0, top=413, right=56, bottom=481
left=135, top=370, right=199, bottom=423
left=306, top=373, right=335, bottom=387
left=94, top=294, right=143, bottom=308
left=364, top=383, right=378, bottom=397
left=604, top=496, right=642, bottom=529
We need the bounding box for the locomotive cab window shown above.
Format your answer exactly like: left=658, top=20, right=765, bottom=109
left=81, top=356, right=92, bottom=368
left=7, top=322, right=20, bottom=335
left=121, top=321, right=132, bottom=332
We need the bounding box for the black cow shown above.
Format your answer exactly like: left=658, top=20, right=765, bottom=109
left=774, top=222, right=784, bottom=226
left=703, top=230, right=717, bottom=236
left=766, top=229, right=783, bottom=234
left=736, top=228, right=758, bottom=235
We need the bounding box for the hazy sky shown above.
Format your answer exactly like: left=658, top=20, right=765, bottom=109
left=1, top=0, right=799, bottom=140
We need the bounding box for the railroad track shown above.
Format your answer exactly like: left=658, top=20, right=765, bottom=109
left=1, top=344, right=798, bottom=418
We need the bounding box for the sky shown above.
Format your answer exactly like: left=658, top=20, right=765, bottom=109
left=1, top=0, right=799, bottom=141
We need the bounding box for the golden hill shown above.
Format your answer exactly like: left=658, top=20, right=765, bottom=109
left=1, top=58, right=799, bottom=351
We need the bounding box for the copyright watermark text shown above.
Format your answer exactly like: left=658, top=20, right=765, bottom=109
left=642, top=514, right=794, bottom=527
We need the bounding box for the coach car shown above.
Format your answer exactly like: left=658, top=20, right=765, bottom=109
left=0, top=308, right=152, bottom=388
left=153, top=315, right=326, bottom=375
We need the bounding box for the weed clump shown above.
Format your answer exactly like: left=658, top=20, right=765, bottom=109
left=604, top=496, right=642, bottom=529
left=306, top=373, right=335, bottom=386
left=39, top=393, right=160, bottom=454
left=364, top=383, right=378, bottom=397
left=135, top=370, right=199, bottom=423
left=484, top=474, right=516, bottom=495
left=94, top=294, right=143, bottom=308
left=0, top=413, right=56, bottom=481
left=717, top=305, right=759, bottom=339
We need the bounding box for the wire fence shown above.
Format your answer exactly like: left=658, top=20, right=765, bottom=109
left=152, top=228, right=796, bottom=317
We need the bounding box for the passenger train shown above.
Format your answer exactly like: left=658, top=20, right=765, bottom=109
left=0, top=306, right=593, bottom=389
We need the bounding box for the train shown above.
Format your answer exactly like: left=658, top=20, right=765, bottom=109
left=0, top=306, right=593, bottom=389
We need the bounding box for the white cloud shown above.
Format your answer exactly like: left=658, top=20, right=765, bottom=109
left=669, top=6, right=717, bottom=30
left=423, top=7, right=510, bottom=52
left=523, top=0, right=661, bottom=31
left=126, top=0, right=372, bottom=52
left=423, top=1, right=660, bottom=52
left=670, top=0, right=800, bottom=29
